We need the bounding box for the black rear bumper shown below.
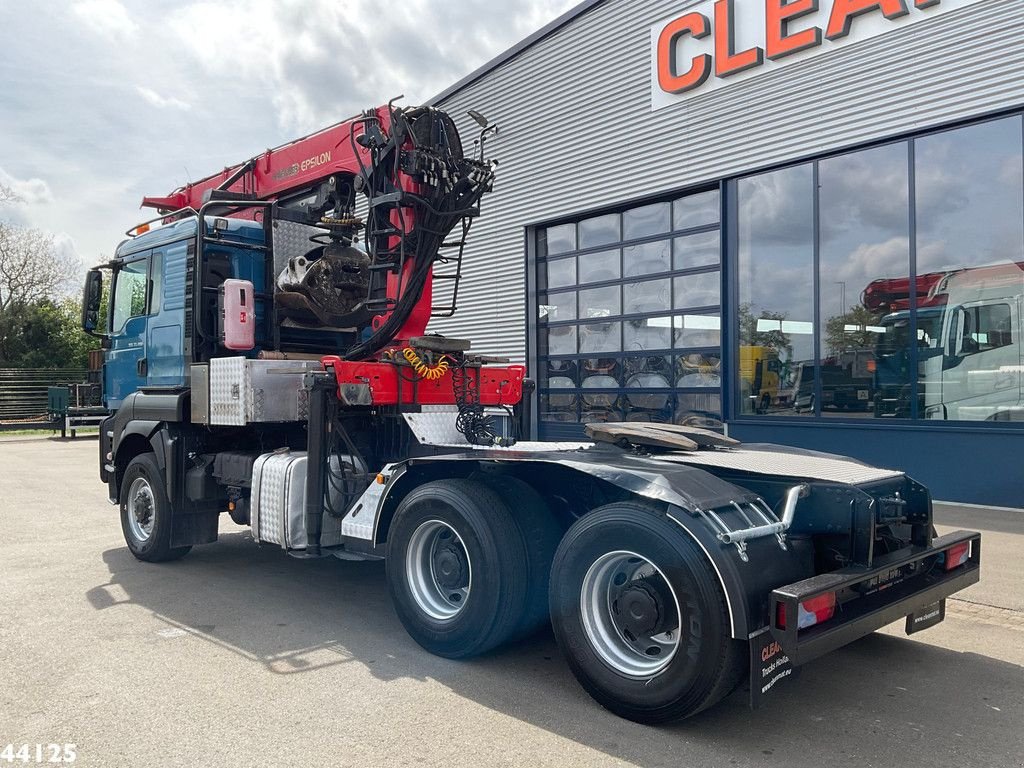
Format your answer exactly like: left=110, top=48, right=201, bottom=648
left=770, top=530, right=981, bottom=666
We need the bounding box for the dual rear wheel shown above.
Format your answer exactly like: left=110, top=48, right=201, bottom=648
left=386, top=484, right=744, bottom=723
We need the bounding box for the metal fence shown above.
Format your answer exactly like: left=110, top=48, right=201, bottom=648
left=0, top=369, right=87, bottom=423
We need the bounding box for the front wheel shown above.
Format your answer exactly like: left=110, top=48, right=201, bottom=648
left=119, top=453, right=191, bottom=563
left=549, top=502, right=745, bottom=723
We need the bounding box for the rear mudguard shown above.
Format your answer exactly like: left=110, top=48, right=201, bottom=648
left=364, top=446, right=814, bottom=640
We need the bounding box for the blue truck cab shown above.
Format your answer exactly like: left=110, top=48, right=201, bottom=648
left=98, top=216, right=268, bottom=409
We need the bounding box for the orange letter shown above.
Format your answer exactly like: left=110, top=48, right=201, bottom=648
left=826, top=0, right=909, bottom=40
left=715, top=0, right=765, bottom=77
left=766, top=0, right=822, bottom=60
left=657, top=12, right=713, bottom=94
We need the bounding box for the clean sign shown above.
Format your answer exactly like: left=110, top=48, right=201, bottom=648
left=651, top=0, right=988, bottom=110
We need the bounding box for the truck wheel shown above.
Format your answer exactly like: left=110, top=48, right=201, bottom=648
left=477, top=474, right=563, bottom=638
left=386, top=479, right=529, bottom=658
left=119, top=453, right=191, bottom=563
left=549, top=502, right=745, bottom=724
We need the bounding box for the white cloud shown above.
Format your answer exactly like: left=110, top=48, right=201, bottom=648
left=71, top=0, right=138, bottom=39
left=136, top=86, right=191, bottom=111
left=0, top=167, right=54, bottom=206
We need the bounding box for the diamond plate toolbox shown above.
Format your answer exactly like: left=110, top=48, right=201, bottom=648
left=209, top=357, right=321, bottom=426
left=251, top=450, right=344, bottom=550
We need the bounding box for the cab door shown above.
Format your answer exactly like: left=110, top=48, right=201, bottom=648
left=104, top=254, right=151, bottom=409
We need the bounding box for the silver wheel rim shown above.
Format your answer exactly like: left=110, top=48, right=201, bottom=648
left=406, top=519, right=472, bottom=621
left=127, top=476, right=156, bottom=543
left=580, top=550, right=681, bottom=678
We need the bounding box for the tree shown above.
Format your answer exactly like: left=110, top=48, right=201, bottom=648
left=738, top=303, right=794, bottom=360
left=825, top=304, right=879, bottom=355
left=0, top=182, right=93, bottom=368
left=0, top=222, right=79, bottom=311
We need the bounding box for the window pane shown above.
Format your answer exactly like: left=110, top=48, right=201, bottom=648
left=149, top=253, right=163, bottom=315
left=674, top=189, right=719, bottom=230
left=676, top=353, right=722, bottom=388
left=915, top=116, right=1024, bottom=423
left=542, top=358, right=580, bottom=388
left=579, top=285, right=620, bottom=319
left=579, top=321, right=621, bottom=353
left=579, top=213, right=619, bottom=249
left=674, top=270, right=720, bottom=310
left=624, top=278, right=671, bottom=315
left=624, top=315, right=673, bottom=352
left=624, top=239, right=671, bottom=277
left=112, top=258, right=149, bottom=333
left=737, top=164, right=814, bottom=416
left=623, top=202, right=671, bottom=241
left=578, top=249, right=620, bottom=284
left=539, top=292, right=575, bottom=323
left=819, top=142, right=910, bottom=419
left=675, top=313, right=721, bottom=349
left=674, top=231, right=720, bottom=270
left=541, top=325, right=577, bottom=355
left=540, top=394, right=578, bottom=423
left=542, top=223, right=576, bottom=257
left=676, top=393, right=722, bottom=429
left=545, top=258, right=576, bottom=290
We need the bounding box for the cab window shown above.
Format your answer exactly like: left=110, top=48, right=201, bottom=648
left=111, top=258, right=149, bottom=333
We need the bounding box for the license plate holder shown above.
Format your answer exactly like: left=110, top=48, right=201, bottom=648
left=905, top=599, right=945, bottom=634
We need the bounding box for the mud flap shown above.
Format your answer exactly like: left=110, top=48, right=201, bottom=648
left=749, top=628, right=800, bottom=709
left=906, top=599, right=945, bottom=634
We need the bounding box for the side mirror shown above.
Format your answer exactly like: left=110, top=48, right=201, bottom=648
left=81, top=269, right=104, bottom=336
left=943, top=306, right=966, bottom=368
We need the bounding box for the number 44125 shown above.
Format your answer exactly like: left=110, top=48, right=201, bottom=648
left=0, top=745, right=76, bottom=764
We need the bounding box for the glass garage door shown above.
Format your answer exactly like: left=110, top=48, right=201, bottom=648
left=536, top=188, right=723, bottom=435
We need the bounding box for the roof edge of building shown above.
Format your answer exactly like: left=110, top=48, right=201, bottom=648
left=429, top=0, right=607, bottom=106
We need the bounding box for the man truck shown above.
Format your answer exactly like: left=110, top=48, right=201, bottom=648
left=82, top=102, right=980, bottom=723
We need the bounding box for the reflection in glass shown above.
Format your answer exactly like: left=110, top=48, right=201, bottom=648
left=543, top=325, right=576, bottom=355
left=677, top=353, right=722, bottom=388
left=622, top=355, right=673, bottom=423
left=578, top=249, right=620, bottom=284
left=676, top=393, right=723, bottom=429
left=540, top=394, right=577, bottom=423
left=579, top=213, right=619, bottom=249
left=916, top=117, right=1024, bottom=422
left=737, top=164, right=814, bottom=416
left=624, top=240, right=671, bottom=277
left=543, top=223, right=576, bottom=257
left=624, top=202, right=671, bottom=241
left=674, top=190, right=719, bottom=230
left=674, top=231, right=720, bottom=270
left=545, top=258, right=575, bottom=289
left=674, top=314, right=721, bottom=348
left=580, top=285, right=620, bottom=319
left=674, top=270, right=720, bottom=310
left=579, top=321, right=621, bottom=353
left=624, top=278, right=670, bottom=315
left=538, top=292, right=575, bottom=322
left=625, top=316, right=673, bottom=352
left=819, top=141, right=910, bottom=418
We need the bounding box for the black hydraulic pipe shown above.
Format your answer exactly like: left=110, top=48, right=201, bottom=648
left=303, top=372, right=333, bottom=556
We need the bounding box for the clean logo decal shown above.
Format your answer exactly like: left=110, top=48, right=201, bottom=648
left=651, top=0, right=987, bottom=110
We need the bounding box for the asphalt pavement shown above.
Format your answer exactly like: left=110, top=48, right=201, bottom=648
left=1, top=437, right=1021, bottom=767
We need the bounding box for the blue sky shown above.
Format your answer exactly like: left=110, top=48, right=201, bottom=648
left=0, top=0, right=576, bottom=272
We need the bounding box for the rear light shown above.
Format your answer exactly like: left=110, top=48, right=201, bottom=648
left=941, top=541, right=971, bottom=571
left=776, top=592, right=836, bottom=630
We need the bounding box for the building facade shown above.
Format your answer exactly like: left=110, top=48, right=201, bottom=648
left=430, top=0, right=1024, bottom=506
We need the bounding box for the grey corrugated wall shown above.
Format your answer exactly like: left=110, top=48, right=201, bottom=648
left=431, top=0, right=1024, bottom=361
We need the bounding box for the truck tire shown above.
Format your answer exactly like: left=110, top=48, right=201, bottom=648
left=386, top=479, right=529, bottom=658
left=119, top=453, right=192, bottom=563
left=549, top=501, right=746, bottom=724
left=476, top=474, right=563, bottom=638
